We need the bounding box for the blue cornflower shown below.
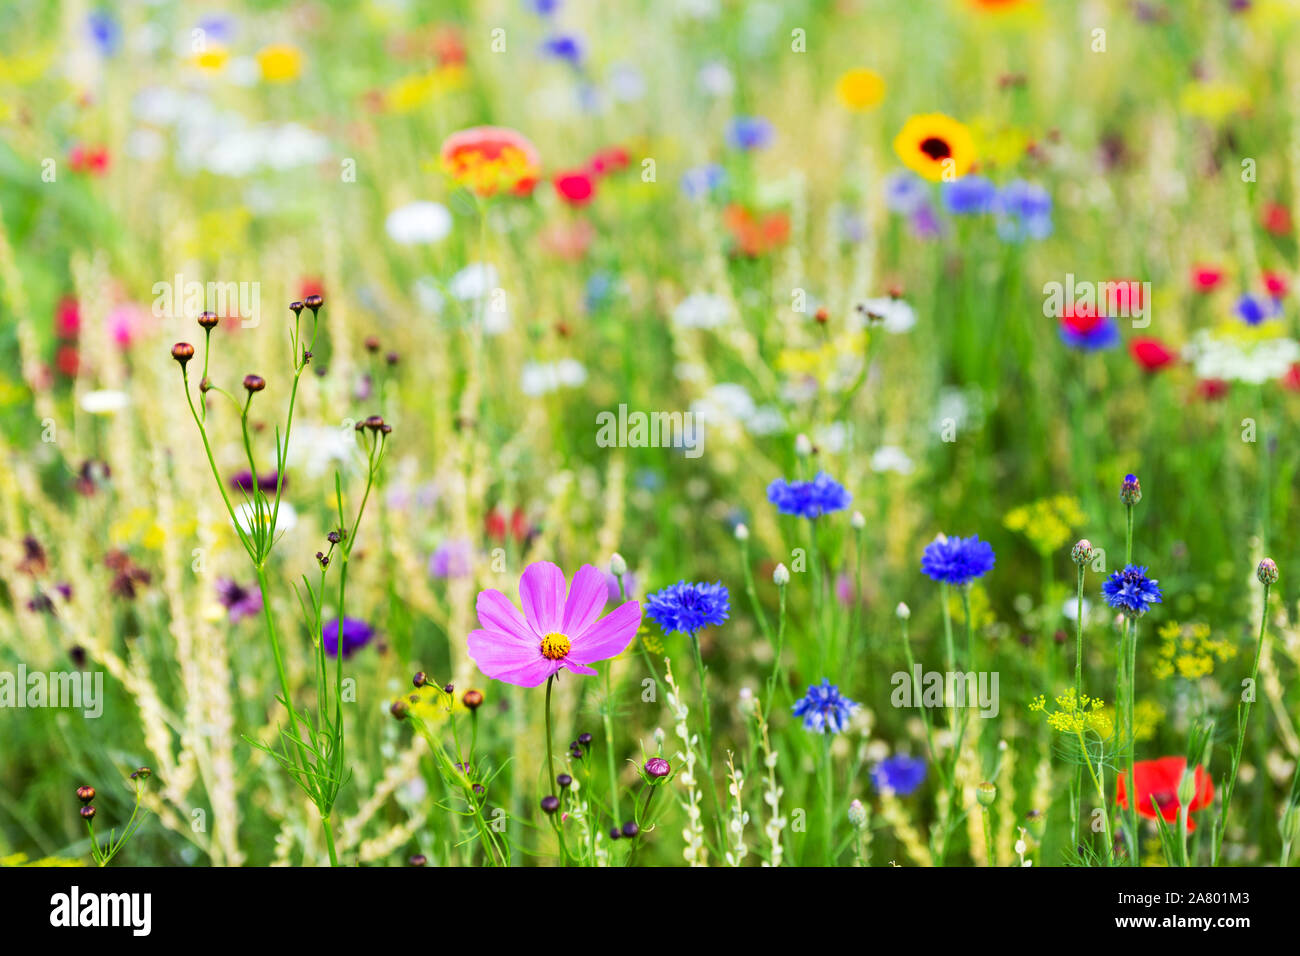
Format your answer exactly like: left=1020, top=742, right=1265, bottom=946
left=526, top=0, right=562, bottom=14
left=920, top=534, right=996, bottom=586
left=884, top=171, right=927, bottom=214
left=1101, top=564, right=1163, bottom=618
left=870, top=755, right=927, bottom=796
left=540, top=33, right=584, bottom=65
left=680, top=163, right=726, bottom=200
left=323, top=617, right=375, bottom=659
left=767, top=472, right=852, bottom=519
left=726, top=116, right=773, bottom=151
left=1059, top=314, right=1121, bottom=350
left=644, top=581, right=730, bottom=636
left=941, top=175, right=997, bottom=215
left=1235, top=293, right=1279, bottom=326
left=994, top=180, right=1053, bottom=241
left=86, top=10, right=121, bottom=57
left=792, top=679, right=859, bottom=734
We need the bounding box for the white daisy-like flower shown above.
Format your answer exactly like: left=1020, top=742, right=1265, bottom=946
left=80, top=389, right=130, bottom=415
left=855, top=297, right=916, bottom=334
left=1183, top=329, right=1300, bottom=384
left=450, top=262, right=500, bottom=301
left=672, top=291, right=732, bottom=329
left=385, top=201, right=452, bottom=245
left=870, top=445, right=914, bottom=474
left=521, top=359, right=588, bottom=396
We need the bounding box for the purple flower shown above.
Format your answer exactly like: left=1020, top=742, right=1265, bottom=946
left=792, top=679, right=858, bottom=734
left=1235, top=293, right=1279, bottom=326
left=941, top=175, right=997, bottom=214
left=870, top=755, right=927, bottom=796
left=726, top=116, right=773, bottom=151
left=429, top=540, right=474, bottom=579
left=605, top=570, right=637, bottom=603
left=884, top=171, right=928, bottom=214
left=680, top=164, right=726, bottom=200
left=644, top=581, right=730, bottom=636
left=324, top=617, right=375, bottom=659
left=540, top=34, right=584, bottom=65
left=229, top=469, right=282, bottom=494
left=216, top=578, right=263, bottom=623
left=767, top=472, right=852, bottom=519
left=1101, top=565, right=1162, bottom=618
left=994, top=180, right=1053, bottom=241
left=920, top=534, right=996, bottom=586
left=1059, top=315, right=1121, bottom=350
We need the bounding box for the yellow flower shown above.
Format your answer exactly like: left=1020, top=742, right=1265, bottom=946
left=1152, top=620, right=1235, bottom=681
left=948, top=582, right=996, bottom=631
left=1004, top=495, right=1085, bottom=556
left=893, top=113, right=976, bottom=181
left=1133, top=698, right=1164, bottom=742
left=1030, top=688, right=1112, bottom=737
left=835, top=68, right=885, bottom=111
left=193, top=45, right=230, bottom=71
left=1180, top=81, right=1250, bottom=122
left=394, top=682, right=467, bottom=726
left=257, top=44, right=303, bottom=83
left=384, top=68, right=467, bottom=113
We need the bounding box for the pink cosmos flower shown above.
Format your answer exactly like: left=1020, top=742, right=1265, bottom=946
left=467, top=561, right=641, bottom=687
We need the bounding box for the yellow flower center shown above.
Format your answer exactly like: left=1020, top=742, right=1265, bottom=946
left=540, top=631, right=571, bottom=660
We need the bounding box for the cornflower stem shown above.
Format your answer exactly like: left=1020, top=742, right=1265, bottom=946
left=762, top=582, right=788, bottom=723
left=739, top=537, right=774, bottom=646
left=900, top=615, right=946, bottom=793
left=1212, top=581, right=1271, bottom=865
left=689, top=630, right=725, bottom=849
left=1126, top=616, right=1139, bottom=862
left=936, top=583, right=965, bottom=863
left=822, top=731, right=835, bottom=865
left=808, top=519, right=827, bottom=673
left=1076, top=727, right=1114, bottom=865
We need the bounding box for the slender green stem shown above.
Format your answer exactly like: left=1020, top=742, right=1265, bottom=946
left=321, top=816, right=339, bottom=867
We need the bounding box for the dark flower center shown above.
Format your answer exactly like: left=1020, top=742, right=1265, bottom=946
left=919, top=136, right=952, bottom=160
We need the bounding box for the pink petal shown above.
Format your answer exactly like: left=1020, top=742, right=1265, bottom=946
left=569, top=600, right=641, bottom=665
left=520, top=561, right=567, bottom=635
left=561, top=659, right=598, bottom=677
left=466, top=629, right=557, bottom=686
left=477, top=589, right=537, bottom=642
left=562, top=564, right=608, bottom=637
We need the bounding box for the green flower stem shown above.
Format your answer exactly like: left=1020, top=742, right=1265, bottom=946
left=763, top=582, right=788, bottom=723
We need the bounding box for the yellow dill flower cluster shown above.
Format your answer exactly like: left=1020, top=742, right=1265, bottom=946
left=1152, top=620, right=1236, bottom=680
left=640, top=626, right=664, bottom=655
left=1133, top=698, right=1164, bottom=742
left=775, top=332, right=868, bottom=389
left=392, top=682, right=465, bottom=726
left=1029, top=688, right=1112, bottom=737
left=1003, top=495, right=1086, bottom=556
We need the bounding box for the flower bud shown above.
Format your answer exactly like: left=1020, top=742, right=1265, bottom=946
left=847, top=798, right=867, bottom=828
left=390, top=698, right=410, bottom=720
left=131, top=767, right=152, bottom=780
left=289, top=300, right=305, bottom=315
left=645, top=756, right=671, bottom=779
left=364, top=335, right=380, bottom=353
left=1120, top=473, right=1142, bottom=505
left=621, top=821, right=639, bottom=838
left=556, top=773, right=572, bottom=789
left=609, top=552, right=627, bottom=577
left=734, top=523, right=750, bottom=542
left=1257, top=558, right=1279, bottom=586
left=197, top=311, right=219, bottom=330
left=851, top=511, right=866, bottom=530
left=304, top=294, right=324, bottom=313
left=540, top=795, right=560, bottom=815
left=243, top=374, right=265, bottom=393
left=408, top=854, right=427, bottom=866
left=795, top=433, right=813, bottom=457
left=1071, top=538, right=1094, bottom=565
left=977, top=781, right=997, bottom=807
left=76, top=785, right=96, bottom=804
left=896, top=602, right=911, bottom=620
left=412, top=671, right=427, bottom=688
left=462, top=688, right=484, bottom=710
left=80, top=805, right=96, bottom=821
left=773, top=563, right=790, bottom=586
left=171, top=342, right=195, bottom=366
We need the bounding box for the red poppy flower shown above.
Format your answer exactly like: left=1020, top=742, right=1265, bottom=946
left=1116, top=756, right=1214, bottom=830
left=56, top=345, right=80, bottom=377
left=1262, top=202, right=1292, bottom=237
left=1263, top=270, right=1289, bottom=299
left=56, top=296, right=81, bottom=339
left=69, top=144, right=110, bottom=176
left=1197, top=378, right=1230, bottom=400
left=1191, top=265, right=1224, bottom=292
left=1282, top=364, right=1300, bottom=392
left=1060, top=302, right=1104, bottom=335
left=553, top=170, right=596, bottom=206
left=485, top=506, right=530, bottom=543
left=300, top=277, right=325, bottom=300
left=587, top=146, right=630, bottom=177
left=1130, top=337, right=1176, bottom=372
left=440, top=126, right=540, bottom=197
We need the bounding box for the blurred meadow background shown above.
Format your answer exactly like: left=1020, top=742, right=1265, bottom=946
left=2, top=0, right=1300, bottom=867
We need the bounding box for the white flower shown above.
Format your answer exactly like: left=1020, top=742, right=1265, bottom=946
left=855, top=296, right=916, bottom=334
left=521, top=359, right=588, bottom=396
left=80, top=389, right=130, bottom=415
left=871, top=445, right=914, bottom=474
left=385, top=201, right=452, bottom=245
left=285, top=424, right=359, bottom=478
left=1183, top=330, right=1300, bottom=384
left=814, top=422, right=848, bottom=454
left=607, top=62, right=646, bottom=102
left=1062, top=596, right=1092, bottom=622
left=696, top=61, right=733, bottom=96
left=450, top=262, right=499, bottom=301
left=234, top=500, right=297, bottom=536
left=672, top=291, right=731, bottom=329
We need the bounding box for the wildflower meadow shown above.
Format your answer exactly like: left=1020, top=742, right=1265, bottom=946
left=2, top=0, right=1299, bottom=912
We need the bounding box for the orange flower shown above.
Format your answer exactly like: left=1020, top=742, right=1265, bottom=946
left=723, top=205, right=790, bottom=257
left=439, top=126, right=540, bottom=197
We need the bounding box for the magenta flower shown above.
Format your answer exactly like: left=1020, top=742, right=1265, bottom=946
left=467, top=561, right=642, bottom=687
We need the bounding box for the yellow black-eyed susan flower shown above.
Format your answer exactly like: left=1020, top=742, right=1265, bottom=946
left=893, top=113, right=976, bottom=181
